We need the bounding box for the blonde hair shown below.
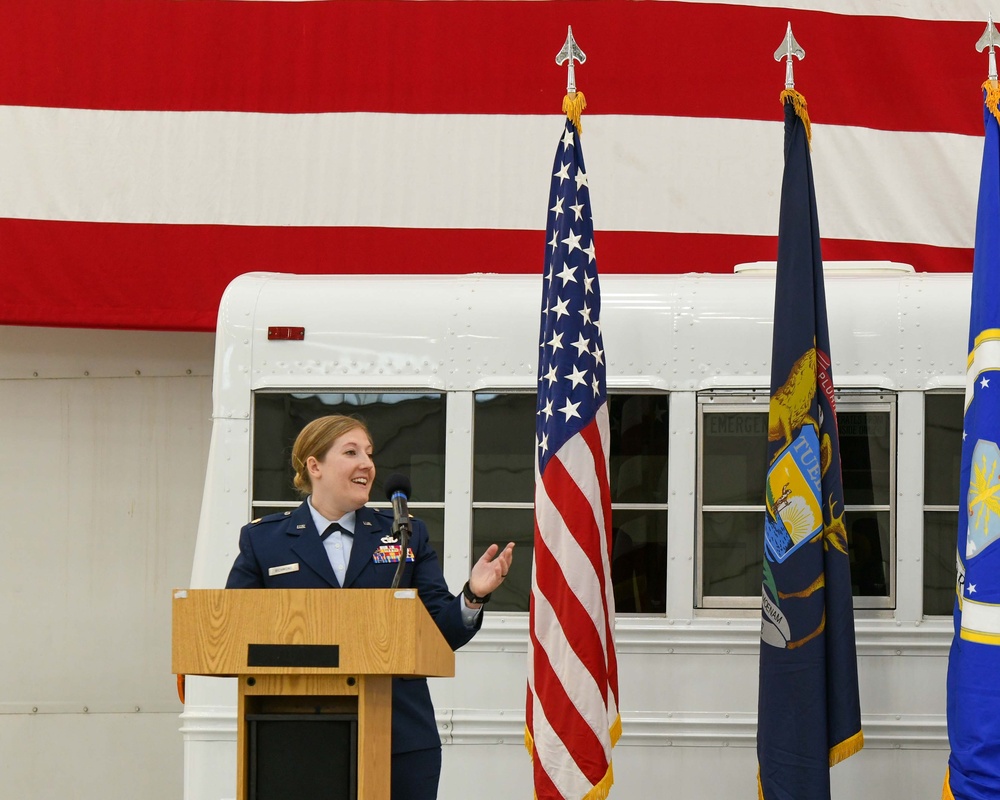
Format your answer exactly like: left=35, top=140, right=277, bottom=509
left=291, top=415, right=372, bottom=496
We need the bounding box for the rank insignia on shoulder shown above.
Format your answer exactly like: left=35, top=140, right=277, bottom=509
left=251, top=518, right=262, bottom=524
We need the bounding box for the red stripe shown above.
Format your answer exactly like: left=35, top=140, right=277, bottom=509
left=528, top=587, right=611, bottom=790
left=577, top=417, right=620, bottom=699
left=532, top=505, right=609, bottom=696
left=0, top=1, right=983, bottom=134
left=0, top=219, right=971, bottom=331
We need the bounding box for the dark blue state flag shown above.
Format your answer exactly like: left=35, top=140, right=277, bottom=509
left=944, top=87, right=1000, bottom=800
left=757, top=91, right=863, bottom=800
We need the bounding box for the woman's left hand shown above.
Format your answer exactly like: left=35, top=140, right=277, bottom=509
left=468, top=541, right=516, bottom=600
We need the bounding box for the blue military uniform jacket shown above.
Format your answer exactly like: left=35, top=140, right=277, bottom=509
left=225, top=501, right=480, bottom=754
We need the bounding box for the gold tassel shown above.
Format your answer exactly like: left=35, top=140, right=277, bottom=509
left=779, top=88, right=812, bottom=147
left=942, top=767, right=956, bottom=800
left=828, top=729, right=864, bottom=766
left=563, top=90, right=587, bottom=135
left=984, top=80, right=1000, bottom=125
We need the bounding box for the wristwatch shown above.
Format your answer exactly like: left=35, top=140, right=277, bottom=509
left=462, top=580, right=492, bottom=606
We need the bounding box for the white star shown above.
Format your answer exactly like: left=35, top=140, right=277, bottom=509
left=551, top=296, right=571, bottom=319
left=592, top=376, right=601, bottom=396
left=968, top=583, right=978, bottom=595
left=550, top=196, right=564, bottom=218
left=561, top=127, right=575, bottom=150
left=562, top=228, right=582, bottom=253
left=569, top=202, right=585, bottom=221
left=558, top=399, right=582, bottom=421
left=547, top=331, right=564, bottom=351
left=982, top=376, right=991, bottom=389
left=579, top=303, right=593, bottom=325
left=592, top=345, right=604, bottom=366
left=594, top=318, right=602, bottom=335
left=556, top=263, right=578, bottom=286
left=554, top=161, right=571, bottom=184
left=575, top=167, right=588, bottom=190
left=584, top=274, right=595, bottom=294
left=566, top=365, right=588, bottom=388
left=964, top=430, right=968, bottom=440
left=583, top=240, right=596, bottom=263
left=543, top=365, right=558, bottom=385
left=539, top=399, right=554, bottom=420
left=571, top=333, right=591, bottom=357
left=538, top=432, right=549, bottom=454
left=548, top=230, right=559, bottom=251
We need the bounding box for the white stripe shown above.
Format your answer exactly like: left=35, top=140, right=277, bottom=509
left=529, top=686, right=594, bottom=799
left=674, top=0, right=988, bottom=21
left=531, top=581, right=613, bottom=755
left=961, top=597, right=1000, bottom=636
left=0, top=107, right=980, bottom=250
left=965, top=336, right=1000, bottom=410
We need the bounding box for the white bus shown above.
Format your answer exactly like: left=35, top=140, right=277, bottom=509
left=183, top=265, right=967, bottom=799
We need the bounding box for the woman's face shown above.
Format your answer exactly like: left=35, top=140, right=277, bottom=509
left=306, top=426, right=375, bottom=513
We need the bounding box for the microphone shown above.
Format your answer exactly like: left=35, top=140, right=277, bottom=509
left=384, top=473, right=412, bottom=537
left=384, top=474, right=412, bottom=590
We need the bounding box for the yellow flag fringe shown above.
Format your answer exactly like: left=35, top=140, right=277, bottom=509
left=779, top=88, right=812, bottom=147
left=525, top=719, right=619, bottom=799
left=564, top=90, right=587, bottom=135
left=984, top=80, right=1000, bottom=125
left=828, top=728, right=864, bottom=766
left=942, top=766, right=956, bottom=800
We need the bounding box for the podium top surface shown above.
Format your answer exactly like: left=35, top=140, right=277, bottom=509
left=172, top=588, right=455, bottom=678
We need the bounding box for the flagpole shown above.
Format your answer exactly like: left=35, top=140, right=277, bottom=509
left=757, top=24, right=862, bottom=800
left=527, top=29, right=619, bottom=800
left=944, top=18, right=1000, bottom=800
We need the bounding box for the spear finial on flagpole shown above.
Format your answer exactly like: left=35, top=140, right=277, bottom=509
left=775, top=22, right=811, bottom=145
left=977, top=14, right=1000, bottom=119
left=774, top=22, right=805, bottom=90
left=556, top=26, right=587, bottom=134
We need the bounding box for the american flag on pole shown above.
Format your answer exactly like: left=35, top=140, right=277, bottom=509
left=526, top=46, right=620, bottom=797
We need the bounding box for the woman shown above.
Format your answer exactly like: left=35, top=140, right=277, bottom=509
left=226, top=414, right=515, bottom=800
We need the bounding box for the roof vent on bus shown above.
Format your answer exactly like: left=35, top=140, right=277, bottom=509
left=733, top=261, right=915, bottom=275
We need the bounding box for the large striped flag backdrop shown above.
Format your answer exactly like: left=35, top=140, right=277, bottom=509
left=0, top=1, right=991, bottom=332
left=944, top=75, right=1000, bottom=800
left=526, top=79, right=620, bottom=798
left=758, top=78, right=863, bottom=798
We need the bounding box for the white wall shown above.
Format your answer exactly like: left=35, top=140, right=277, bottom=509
left=0, top=326, right=214, bottom=799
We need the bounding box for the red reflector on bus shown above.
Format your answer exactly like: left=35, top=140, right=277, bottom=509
left=267, top=326, right=305, bottom=341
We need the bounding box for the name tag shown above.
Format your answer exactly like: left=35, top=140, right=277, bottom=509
left=268, top=562, right=300, bottom=576
left=372, top=546, right=415, bottom=564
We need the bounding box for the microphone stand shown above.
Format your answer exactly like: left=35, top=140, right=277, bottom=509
left=390, top=518, right=411, bottom=590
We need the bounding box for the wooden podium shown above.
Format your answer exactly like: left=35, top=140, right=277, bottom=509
left=172, top=588, right=455, bottom=800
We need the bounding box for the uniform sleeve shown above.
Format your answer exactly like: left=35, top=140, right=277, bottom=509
left=225, top=523, right=264, bottom=588
left=408, top=519, right=482, bottom=650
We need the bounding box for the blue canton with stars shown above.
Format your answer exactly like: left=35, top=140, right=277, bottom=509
left=536, top=119, right=606, bottom=473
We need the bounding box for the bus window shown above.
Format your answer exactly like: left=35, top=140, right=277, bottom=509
left=251, top=391, right=447, bottom=558
left=923, top=392, right=963, bottom=616
left=473, top=392, right=669, bottom=613
left=698, top=393, right=895, bottom=610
